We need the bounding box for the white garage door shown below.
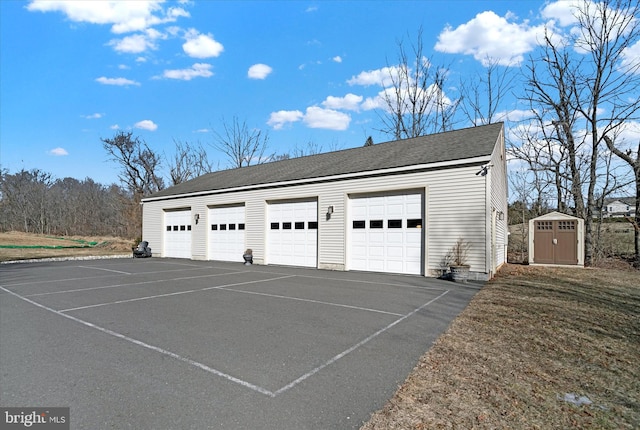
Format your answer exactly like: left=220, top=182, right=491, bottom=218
left=268, top=200, right=317, bottom=267
left=208, top=205, right=246, bottom=262
left=164, top=210, right=192, bottom=259
left=349, top=192, right=423, bottom=275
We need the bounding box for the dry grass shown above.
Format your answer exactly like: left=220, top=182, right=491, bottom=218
left=361, top=264, right=640, bottom=429
left=0, top=231, right=133, bottom=262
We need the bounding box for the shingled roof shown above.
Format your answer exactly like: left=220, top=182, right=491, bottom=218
left=146, top=122, right=503, bottom=200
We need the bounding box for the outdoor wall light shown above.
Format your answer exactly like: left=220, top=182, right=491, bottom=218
left=498, top=211, right=504, bottom=221
left=327, top=205, right=334, bottom=214
left=194, top=213, right=200, bottom=224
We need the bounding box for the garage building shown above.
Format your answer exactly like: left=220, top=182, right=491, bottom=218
left=142, top=123, right=508, bottom=280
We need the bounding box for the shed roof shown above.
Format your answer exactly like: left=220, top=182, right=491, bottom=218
left=531, top=211, right=583, bottom=221
left=146, top=122, right=503, bottom=200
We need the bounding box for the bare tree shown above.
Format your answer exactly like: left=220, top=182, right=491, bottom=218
left=604, top=134, right=640, bottom=267
left=0, top=169, right=53, bottom=233
left=168, top=139, right=213, bottom=185
left=101, top=131, right=165, bottom=196
left=0, top=168, right=132, bottom=237
left=378, top=27, right=458, bottom=140
left=102, top=131, right=164, bottom=238
left=213, top=116, right=271, bottom=168
left=573, top=0, right=640, bottom=264
left=459, top=57, right=515, bottom=126
left=519, top=0, right=640, bottom=265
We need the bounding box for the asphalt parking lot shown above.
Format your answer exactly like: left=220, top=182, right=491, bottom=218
left=0, top=258, right=482, bottom=429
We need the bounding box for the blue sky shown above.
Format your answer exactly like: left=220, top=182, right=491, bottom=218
left=1, top=1, right=638, bottom=186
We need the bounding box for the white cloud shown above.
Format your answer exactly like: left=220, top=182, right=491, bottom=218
left=360, top=83, right=454, bottom=115
left=347, top=66, right=401, bottom=87
left=361, top=92, right=386, bottom=111
left=620, top=40, right=640, bottom=74
left=267, top=110, right=304, bottom=130
left=109, top=27, right=166, bottom=53
left=49, top=147, right=68, bottom=156
left=26, top=1, right=188, bottom=34
left=322, top=93, right=363, bottom=111
left=434, top=10, right=548, bottom=66
left=134, top=119, right=157, bottom=131
left=182, top=29, right=224, bottom=58
left=332, top=55, right=343, bottom=63
left=268, top=107, right=352, bottom=131
left=95, top=76, right=140, bottom=86
left=540, top=0, right=583, bottom=27
left=194, top=128, right=211, bottom=133
left=248, top=63, right=273, bottom=79
left=110, top=124, right=120, bottom=130
left=159, top=63, right=213, bottom=80
left=83, top=113, right=103, bottom=119
left=108, top=33, right=156, bottom=53
left=303, top=106, right=351, bottom=130
left=118, top=64, right=130, bottom=70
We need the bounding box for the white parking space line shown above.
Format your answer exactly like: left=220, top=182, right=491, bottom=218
left=78, top=265, right=132, bottom=275
left=2, top=266, right=241, bottom=288
left=0, top=285, right=276, bottom=397
left=273, top=289, right=450, bottom=396
left=256, top=270, right=447, bottom=291
left=23, top=271, right=250, bottom=297
left=221, top=287, right=405, bottom=316
left=1, top=276, right=451, bottom=398
left=58, top=275, right=295, bottom=312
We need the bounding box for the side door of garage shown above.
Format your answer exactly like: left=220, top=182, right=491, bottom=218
left=268, top=200, right=318, bottom=267
left=209, top=205, right=246, bottom=262
left=349, top=192, right=423, bottom=275
left=164, top=209, right=192, bottom=258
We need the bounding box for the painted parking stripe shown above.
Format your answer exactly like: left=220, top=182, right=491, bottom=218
left=24, top=271, right=251, bottom=297
left=58, top=275, right=295, bottom=312
left=0, top=283, right=451, bottom=398
left=0, top=285, right=276, bottom=397
left=273, top=289, right=450, bottom=396
left=78, top=265, right=132, bottom=275
left=220, top=287, right=405, bottom=316
left=2, top=266, right=240, bottom=288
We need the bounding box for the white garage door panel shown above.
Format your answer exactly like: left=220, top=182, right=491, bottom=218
left=209, top=205, right=245, bottom=262
left=268, top=200, right=317, bottom=268
left=349, top=193, right=423, bottom=275
left=164, top=210, right=192, bottom=259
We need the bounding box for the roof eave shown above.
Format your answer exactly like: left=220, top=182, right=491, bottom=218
left=142, top=154, right=491, bottom=203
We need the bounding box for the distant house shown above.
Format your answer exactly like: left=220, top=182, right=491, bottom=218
left=141, top=123, right=508, bottom=280
left=601, top=197, right=636, bottom=218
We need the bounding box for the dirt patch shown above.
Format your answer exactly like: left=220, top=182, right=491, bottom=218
left=0, top=231, right=134, bottom=262
left=361, top=264, right=640, bottom=429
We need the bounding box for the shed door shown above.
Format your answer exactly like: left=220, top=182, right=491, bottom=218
left=349, top=192, right=423, bottom=275
left=208, top=205, right=245, bottom=262
left=268, top=200, right=317, bottom=267
left=534, top=220, right=577, bottom=265
left=164, top=210, right=192, bottom=259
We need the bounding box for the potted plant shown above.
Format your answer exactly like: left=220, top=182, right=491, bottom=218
left=243, top=249, right=253, bottom=265
left=448, top=238, right=471, bottom=283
